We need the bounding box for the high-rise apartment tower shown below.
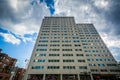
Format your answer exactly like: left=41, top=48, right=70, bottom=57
left=25, top=17, right=119, bottom=80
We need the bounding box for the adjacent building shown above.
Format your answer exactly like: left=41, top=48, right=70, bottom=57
left=0, top=49, right=17, bottom=80
left=25, top=17, right=120, bottom=80
left=13, top=67, right=26, bottom=80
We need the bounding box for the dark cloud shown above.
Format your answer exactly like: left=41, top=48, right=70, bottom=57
left=0, top=0, right=32, bottom=27
left=107, top=0, right=120, bottom=24
left=0, top=0, right=18, bottom=23
left=92, top=0, right=120, bottom=36
left=105, top=0, right=120, bottom=35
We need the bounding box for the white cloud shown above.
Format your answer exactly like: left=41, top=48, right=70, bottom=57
left=9, top=0, right=18, bottom=10
left=93, top=0, right=109, bottom=10
left=21, top=36, right=35, bottom=43
left=100, top=33, right=120, bottom=48
left=54, top=0, right=103, bottom=25
left=0, top=32, right=21, bottom=45
left=0, top=0, right=50, bottom=42
left=13, top=21, right=38, bottom=36
left=54, top=0, right=103, bottom=27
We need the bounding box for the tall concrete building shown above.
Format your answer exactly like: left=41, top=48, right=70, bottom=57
left=25, top=17, right=119, bottom=80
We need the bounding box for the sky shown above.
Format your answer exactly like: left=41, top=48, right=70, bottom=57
left=0, top=0, right=120, bottom=68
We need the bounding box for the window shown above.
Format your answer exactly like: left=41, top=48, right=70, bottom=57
left=63, top=66, right=75, bottom=69
left=49, top=54, right=59, bottom=56
left=82, top=43, right=87, bottom=45
left=41, top=33, right=49, bottom=35
left=35, top=54, right=46, bottom=57
left=79, top=66, right=87, bottom=69
left=92, top=50, right=98, bottom=52
left=36, top=49, right=47, bottom=51
left=38, top=44, right=48, bottom=47
left=63, top=54, right=73, bottom=56
left=40, top=37, right=49, bottom=39
left=48, top=66, right=59, bottom=69
left=96, top=58, right=102, bottom=61
left=94, top=54, right=100, bottom=56
left=73, top=37, right=79, bottom=39
left=107, top=64, right=117, bottom=66
left=39, top=40, right=48, bottom=42
left=78, top=60, right=85, bottom=62
left=89, top=64, right=96, bottom=66
left=6, top=59, right=9, bottom=62
left=98, top=64, right=105, bottom=67
left=104, top=59, right=111, bottom=61
left=48, top=60, right=59, bottom=62
left=62, top=49, right=72, bottom=51
left=87, top=59, right=94, bottom=61
left=50, top=40, right=60, bottom=42
left=41, top=30, right=50, bottom=32
left=73, top=40, right=80, bottom=42
left=32, top=66, right=44, bottom=69
left=88, top=40, right=93, bottom=42
left=75, top=49, right=82, bottom=51
left=91, top=69, right=98, bottom=72
left=33, top=59, right=45, bottom=62
left=76, top=54, right=83, bottom=56
left=49, top=49, right=60, bottom=51
left=81, top=40, right=86, bottom=42
left=83, top=46, right=89, bottom=48
left=62, top=40, right=71, bottom=42
left=84, top=50, right=90, bottom=52
left=101, top=69, right=107, bottom=72
left=63, top=60, right=74, bottom=62
left=110, top=69, right=120, bottom=72
left=50, top=44, right=60, bottom=47
left=86, top=54, right=92, bottom=56
left=51, top=37, right=60, bottom=39
left=62, top=44, right=72, bottom=47
left=74, top=44, right=81, bottom=47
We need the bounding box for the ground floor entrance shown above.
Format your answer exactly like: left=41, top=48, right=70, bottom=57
left=27, top=74, right=119, bottom=80
left=93, top=74, right=118, bottom=80
left=27, top=74, right=93, bottom=80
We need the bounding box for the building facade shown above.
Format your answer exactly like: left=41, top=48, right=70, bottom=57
left=0, top=49, right=17, bottom=80
left=25, top=17, right=119, bottom=80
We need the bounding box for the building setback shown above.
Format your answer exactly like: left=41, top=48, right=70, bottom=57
left=25, top=17, right=120, bottom=80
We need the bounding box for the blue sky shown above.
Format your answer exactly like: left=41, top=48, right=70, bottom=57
left=0, top=0, right=120, bottom=68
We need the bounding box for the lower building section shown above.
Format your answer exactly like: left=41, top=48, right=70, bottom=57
left=93, top=74, right=117, bottom=80
left=0, top=73, right=10, bottom=80
left=26, top=73, right=118, bottom=80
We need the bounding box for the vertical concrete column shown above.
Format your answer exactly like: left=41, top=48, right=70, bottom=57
left=43, top=74, right=46, bottom=80
left=78, top=74, right=80, bottom=80
left=90, top=73, right=93, bottom=80
left=61, top=74, right=62, bottom=80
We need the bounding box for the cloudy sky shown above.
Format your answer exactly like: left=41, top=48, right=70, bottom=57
left=0, top=0, right=120, bottom=68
